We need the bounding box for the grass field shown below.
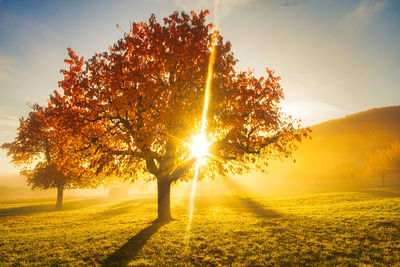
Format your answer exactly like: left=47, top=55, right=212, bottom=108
left=1, top=187, right=400, bottom=266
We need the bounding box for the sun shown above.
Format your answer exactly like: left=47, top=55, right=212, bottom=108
left=190, top=134, right=209, bottom=159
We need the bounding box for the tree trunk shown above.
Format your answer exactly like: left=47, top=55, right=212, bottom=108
left=157, top=177, right=172, bottom=222
left=56, top=184, right=64, bottom=210
left=382, top=174, right=385, bottom=188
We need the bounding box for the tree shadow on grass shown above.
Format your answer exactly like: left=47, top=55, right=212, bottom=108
left=94, top=198, right=155, bottom=219
left=0, top=198, right=108, bottom=218
left=233, top=196, right=283, bottom=219
left=95, top=202, right=137, bottom=218
left=221, top=177, right=283, bottom=219
left=222, top=195, right=284, bottom=220
left=362, top=188, right=400, bottom=198
left=98, top=206, right=134, bottom=217
left=102, top=221, right=164, bottom=267
left=0, top=203, right=55, bottom=218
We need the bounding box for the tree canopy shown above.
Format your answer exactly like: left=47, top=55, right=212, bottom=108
left=58, top=11, right=308, bottom=181
left=3, top=10, right=309, bottom=219
left=1, top=103, right=99, bottom=208
left=366, top=141, right=400, bottom=187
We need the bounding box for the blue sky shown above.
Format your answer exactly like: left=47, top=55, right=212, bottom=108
left=0, top=0, right=399, bottom=176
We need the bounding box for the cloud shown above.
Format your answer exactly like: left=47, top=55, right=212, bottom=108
left=0, top=116, right=18, bottom=128
left=338, top=0, right=386, bottom=33
left=279, top=0, right=309, bottom=7
left=0, top=108, right=18, bottom=145
left=174, top=0, right=253, bottom=19
left=280, top=1, right=299, bottom=7
left=0, top=108, right=18, bottom=128
left=0, top=55, right=16, bottom=81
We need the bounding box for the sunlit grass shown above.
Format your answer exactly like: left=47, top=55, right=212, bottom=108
left=1, top=189, right=400, bottom=266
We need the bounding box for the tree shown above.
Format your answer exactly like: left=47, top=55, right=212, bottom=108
left=1, top=103, right=97, bottom=209
left=395, top=142, right=400, bottom=177
left=53, top=10, right=309, bottom=221
left=366, top=141, right=400, bottom=187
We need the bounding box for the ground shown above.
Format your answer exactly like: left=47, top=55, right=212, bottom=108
left=1, top=188, right=400, bottom=266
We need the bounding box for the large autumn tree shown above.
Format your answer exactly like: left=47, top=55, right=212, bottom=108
left=54, top=10, right=308, bottom=221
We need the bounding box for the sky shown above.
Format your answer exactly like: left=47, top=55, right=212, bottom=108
left=0, top=0, right=399, bottom=177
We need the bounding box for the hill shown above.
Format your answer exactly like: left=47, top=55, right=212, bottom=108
left=312, top=105, right=400, bottom=149
left=280, top=105, right=400, bottom=186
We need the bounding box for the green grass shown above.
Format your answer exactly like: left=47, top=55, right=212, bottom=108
left=1, top=188, right=400, bottom=266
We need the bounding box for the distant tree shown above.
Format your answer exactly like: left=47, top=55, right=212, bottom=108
left=394, top=142, right=400, bottom=177
left=51, top=11, right=309, bottom=221
left=1, top=103, right=97, bottom=209
left=366, top=141, right=400, bottom=187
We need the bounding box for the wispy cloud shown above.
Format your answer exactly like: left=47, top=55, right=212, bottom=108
left=338, top=0, right=386, bottom=33
left=280, top=1, right=299, bottom=7
left=0, top=117, right=18, bottom=128
left=0, top=108, right=18, bottom=144
left=0, top=55, right=16, bottom=81
left=174, top=0, right=253, bottom=19
left=0, top=108, right=19, bottom=128
left=279, top=0, right=309, bottom=7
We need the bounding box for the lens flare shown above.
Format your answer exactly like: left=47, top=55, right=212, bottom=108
left=190, top=134, right=209, bottom=159
left=185, top=30, right=218, bottom=249
left=185, top=1, right=221, bottom=252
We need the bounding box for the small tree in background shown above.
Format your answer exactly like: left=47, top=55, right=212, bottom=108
left=394, top=142, right=400, bottom=177
left=1, top=104, right=98, bottom=209
left=54, top=10, right=309, bottom=222
left=366, top=141, right=400, bottom=187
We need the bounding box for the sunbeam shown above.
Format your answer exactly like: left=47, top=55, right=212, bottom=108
left=185, top=17, right=218, bottom=248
